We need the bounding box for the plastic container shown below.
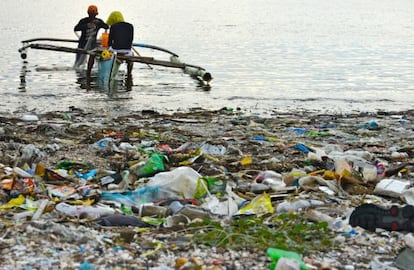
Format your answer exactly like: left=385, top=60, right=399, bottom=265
left=101, top=31, right=109, bottom=48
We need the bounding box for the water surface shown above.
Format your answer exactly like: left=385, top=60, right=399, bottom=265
left=1, top=0, right=413, bottom=115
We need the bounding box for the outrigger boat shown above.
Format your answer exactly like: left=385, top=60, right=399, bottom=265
left=18, top=38, right=212, bottom=90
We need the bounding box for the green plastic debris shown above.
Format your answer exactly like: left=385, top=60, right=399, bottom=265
left=136, top=154, right=166, bottom=178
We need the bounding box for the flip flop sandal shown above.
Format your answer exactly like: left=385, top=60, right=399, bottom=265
left=349, top=203, right=414, bottom=232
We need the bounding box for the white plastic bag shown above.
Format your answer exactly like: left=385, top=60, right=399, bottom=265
left=146, top=166, right=210, bottom=198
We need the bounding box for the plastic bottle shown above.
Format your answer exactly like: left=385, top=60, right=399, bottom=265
left=101, top=31, right=109, bottom=48
left=13, top=167, right=32, bottom=177
left=267, top=248, right=308, bottom=270
left=255, top=170, right=285, bottom=191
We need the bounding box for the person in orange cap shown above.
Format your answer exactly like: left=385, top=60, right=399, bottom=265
left=74, top=5, right=108, bottom=68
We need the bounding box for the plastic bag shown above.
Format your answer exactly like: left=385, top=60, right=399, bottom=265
left=136, top=153, right=166, bottom=178
left=146, top=166, right=209, bottom=199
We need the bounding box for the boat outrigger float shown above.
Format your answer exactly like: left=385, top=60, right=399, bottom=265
left=18, top=38, right=212, bottom=89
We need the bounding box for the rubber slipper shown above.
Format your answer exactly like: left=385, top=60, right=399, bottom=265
left=349, top=203, right=414, bottom=232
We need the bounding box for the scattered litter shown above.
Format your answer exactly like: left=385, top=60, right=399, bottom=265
left=0, top=108, right=412, bottom=269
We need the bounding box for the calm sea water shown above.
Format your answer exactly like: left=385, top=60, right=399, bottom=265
left=1, top=0, right=413, bottom=115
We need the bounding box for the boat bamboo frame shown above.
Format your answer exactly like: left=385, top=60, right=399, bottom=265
left=18, top=38, right=212, bottom=89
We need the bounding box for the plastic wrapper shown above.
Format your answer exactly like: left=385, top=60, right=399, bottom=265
left=236, top=192, right=274, bottom=216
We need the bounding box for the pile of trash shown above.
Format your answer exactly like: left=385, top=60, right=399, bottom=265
left=0, top=107, right=413, bottom=269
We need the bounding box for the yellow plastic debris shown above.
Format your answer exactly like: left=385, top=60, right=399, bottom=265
left=237, top=192, right=274, bottom=216
left=240, top=156, right=252, bottom=166
left=1, top=194, right=25, bottom=209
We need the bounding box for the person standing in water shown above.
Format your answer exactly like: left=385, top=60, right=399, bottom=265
left=74, top=5, right=108, bottom=68
left=106, top=11, right=134, bottom=86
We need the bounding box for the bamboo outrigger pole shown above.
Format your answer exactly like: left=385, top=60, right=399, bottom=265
left=18, top=39, right=213, bottom=84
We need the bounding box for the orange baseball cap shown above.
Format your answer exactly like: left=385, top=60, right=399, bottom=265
left=87, top=5, right=98, bottom=15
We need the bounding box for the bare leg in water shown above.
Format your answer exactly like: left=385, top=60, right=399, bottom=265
left=126, top=61, right=133, bottom=90
left=86, top=55, right=95, bottom=90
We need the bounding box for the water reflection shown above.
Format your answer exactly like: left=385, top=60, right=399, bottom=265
left=193, top=76, right=212, bottom=91
left=19, top=58, right=133, bottom=98
left=75, top=69, right=88, bottom=90
left=19, top=60, right=28, bottom=92
left=75, top=67, right=134, bottom=97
